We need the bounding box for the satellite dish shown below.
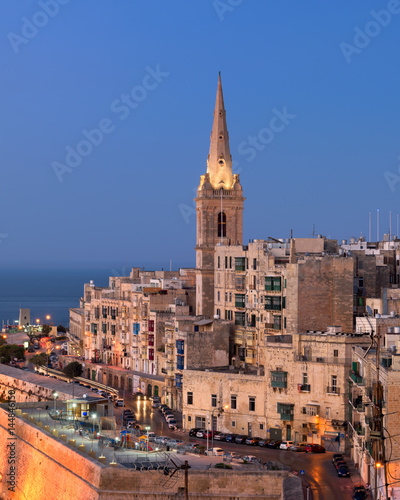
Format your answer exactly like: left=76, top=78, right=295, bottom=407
left=366, top=306, right=372, bottom=316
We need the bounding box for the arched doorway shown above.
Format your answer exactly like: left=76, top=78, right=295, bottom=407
left=154, top=385, right=159, bottom=397
left=147, top=384, right=152, bottom=397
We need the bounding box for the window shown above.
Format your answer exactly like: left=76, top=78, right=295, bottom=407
left=334, top=350, right=338, bottom=357
left=358, top=260, right=364, bottom=270
left=359, top=277, right=364, bottom=288
left=195, top=416, right=205, bottom=428
left=235, top=257, right=246, bottom=271
left=102, top=323, right=107, bottom=334
left=271, top=371, right=287, bottom=388
left=225, top=256, right=228, bottom=269
left=302, top=372, right=308, bottom=385
left=302, top=406, right=317, bottom=416
left=277, top=403, right=294, bottom=421
left=176, top=355, right=184, bottom=370
left=273, top=315, right=282, bottom=330
left=218, top=256, right=220, bottom=268
left=91, top=323, right=97, bottom=334
left=225, top=292, right=228, bottom=301
left=229, top=256, right=232, bottom=269
left=175, top=374, right=182, bottom=388
left=211, top=394, right=217, bottom=407
left=259, top=423, right=264, bottom=430
left=229, top=292, right=232, bottom=302
left=231, top=421, right=236, bottom=427
left=187, top=392, right=193, bottom=405
left=218, top=212, right=226, bottom=237
left=253, top=258, right=257, bottom=270
left=216, top=308, right=221, bottom=317
left=231, top=395, right=237, bottom=410
left=326, top=407, right=331, bottom=419
left=176, top=340, right=184, bottom=354
left=235, top=294, right=245, bottom=308
left=148, top=320, right=154, bottom=332
left=188, top=415, right=192, bottom=422
left=217, top=291, right=220, bottom=301
left=235, top=312, right=245, bottom=326
left=133, top=323, right=140, bottom=335
left=249, top=397, right=255, bottom=412
left=265, top=276, right=281, bottom=291
left=111, top=324, right=116, bottom=335
left=265, top=296, right=282, bottom=311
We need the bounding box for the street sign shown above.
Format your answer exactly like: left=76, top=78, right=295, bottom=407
left=300, top=470, right=305, bottom=475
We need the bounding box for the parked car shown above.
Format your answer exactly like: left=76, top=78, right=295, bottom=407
left=332, top=453, right=344, bottom=463
left=223, top=451, right=242, bottom=461
left=258, top=439, right=271, bottom=447
left=245, top=437, right=261, bottom=446
left=305, top=444, right=325, bottom=453
left=266, top=440, right=282, bottom=449
left=337, top=466, right=350, bottom=478
left=115, top=399, right=124, bottom=407
left=242, top=455, right=261, bottom=464
left=225, top=433, right=238, bottom=443
left=214, top=432, right=228, bottom=441
left=168, top=420, right=177, bottom=429
left=196, top=430, right=206, bottom=438
left=154, top=436, right=169, bottom=444
left=235, top=435, right=248, bottom=444
left=334, top=460, right=347, bottom=471
left=289, top=443, right=307, bottom=452
left=280, top=441, right=294, bottom=450
left=165, top=414, right=175, bottom=422
left=352, top=486, right=368, bottom=500
left=205, top=447, right=225, bottom=456
left=189, top=428, right=201, bottom=437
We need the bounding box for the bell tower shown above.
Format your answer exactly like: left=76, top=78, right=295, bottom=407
left=195, top=73, right=245, bottom=317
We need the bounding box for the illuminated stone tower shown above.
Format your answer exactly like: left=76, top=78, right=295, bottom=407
left=195, top=73, right=245, bottom=317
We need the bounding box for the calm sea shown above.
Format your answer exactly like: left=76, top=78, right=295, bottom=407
left=0, top=269, right=112, bottom=329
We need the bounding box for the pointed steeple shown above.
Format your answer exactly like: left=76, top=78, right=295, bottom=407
left=207, top=73, right=234, bottom=190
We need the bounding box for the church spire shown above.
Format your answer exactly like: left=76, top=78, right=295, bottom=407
left=207, top=73, right=234, bottom=190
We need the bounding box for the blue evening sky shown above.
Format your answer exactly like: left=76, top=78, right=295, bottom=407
left=1, top=0, right=400, bottom=270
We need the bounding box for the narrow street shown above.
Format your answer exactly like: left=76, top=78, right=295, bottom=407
left=118, top=396, right=365, bottom=500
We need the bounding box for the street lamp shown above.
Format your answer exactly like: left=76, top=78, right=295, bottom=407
left=145, top=426, right=151, bottom=455
left=72, top=403, right=76, bottom=428
left=46, top=315, right=51, bottom=321
left=53, top=392, right=58, bottom=411
left=91, top=413, right=97, bottom=452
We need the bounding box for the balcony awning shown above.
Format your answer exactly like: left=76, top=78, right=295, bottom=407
left=193, top=319, right=213, bottom=326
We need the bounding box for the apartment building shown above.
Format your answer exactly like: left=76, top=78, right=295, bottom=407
left=213, top=238, right=354, bottom=368
left=182, top=328, right=370, bottom=451
left=349, top=339, right=400, bottom=499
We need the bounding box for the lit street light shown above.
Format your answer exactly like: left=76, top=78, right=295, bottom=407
left=91, top=413, right=97, bottom=452
left=145, top=426, right=151, bottom=455
left=53, top=392, right=58, bottom=411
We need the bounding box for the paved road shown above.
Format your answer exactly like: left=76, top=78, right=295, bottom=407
left=117, top=397, right=364, bottom=500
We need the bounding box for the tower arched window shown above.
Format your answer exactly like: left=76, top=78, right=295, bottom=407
left=218, top=212, right=226, bottom=238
